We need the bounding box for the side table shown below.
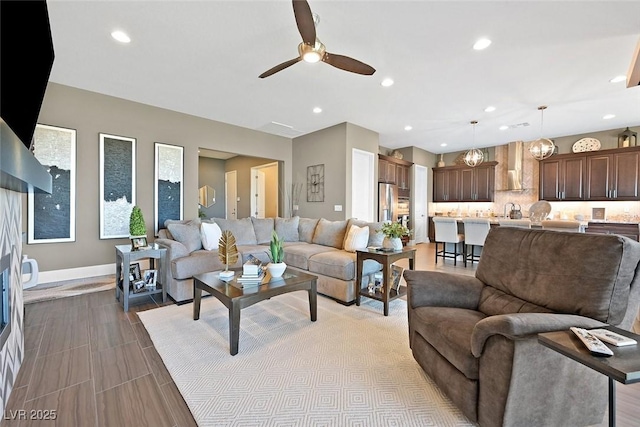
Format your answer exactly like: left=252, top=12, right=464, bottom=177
left=355, top=247, right=416, bottom=316
left=538, top=326, right=640, bottom=427
left=115, top=243, right=168, bottom=311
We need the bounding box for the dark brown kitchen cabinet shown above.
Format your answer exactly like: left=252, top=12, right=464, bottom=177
left=586, top=150, right=640, bottom=200
left=433, top=162, right=497, bottom=202
left=585, top=222, right=640, bottom=242
left=396, top=164, right=410, bottom=190
left=539, top=156, right=585, bottom=201
left=378, top=158, right=396, bottom=184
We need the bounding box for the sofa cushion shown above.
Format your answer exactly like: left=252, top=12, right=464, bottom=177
left=343, top=224, right=369, bottom=252
left=312, top=219, right=348, bottom=249
left=478, top=287, right=555, bottom=316
left=166, top=223, right=202, bottom=253
left=276, top=216, right=300, bottom=242
left=284, top=243, right=337, bottom=270
left=163, top=218, right=201, bottom=240
left=308, top=251, right=380, bottom=281
left=214, top=217, right=258, bottom=245
left=411, top=306, right=486, bottom=380
left=346, top=219, right=386, bottom=247
left=298, top=218, right=319, bottom=243
left=171, top=249, right=227, bottom=279
left=200, top=222, right=222, bottom=251
left=477, top=227, right=640, bottom=324
left=250, top=217, right=274, bottom=244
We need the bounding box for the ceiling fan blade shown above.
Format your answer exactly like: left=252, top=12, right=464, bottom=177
left=292, top=0, right=316, bottom=45
left=322, top=52, right=376, bottom=75
left=259, top=57, right=302, bottom=78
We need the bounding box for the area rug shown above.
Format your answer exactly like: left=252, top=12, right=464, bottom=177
left=138, top=291, right=475, bottom=427
left=23, top=275, right=115, bottom=304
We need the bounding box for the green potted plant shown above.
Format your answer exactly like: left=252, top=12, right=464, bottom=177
left=378, top=221, right=410, bottom=251
left=129, top=206, right=148, bottom=250
left=267, top=230, right=286, bottom=278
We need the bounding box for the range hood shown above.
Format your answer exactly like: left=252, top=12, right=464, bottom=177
left=506, top=140, right=524, bottom=191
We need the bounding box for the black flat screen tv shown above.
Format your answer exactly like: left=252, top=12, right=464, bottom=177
left=0, top=0, right=55, bottom=149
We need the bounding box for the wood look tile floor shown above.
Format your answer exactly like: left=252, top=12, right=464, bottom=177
left=2, top=242, right=639, bottom=426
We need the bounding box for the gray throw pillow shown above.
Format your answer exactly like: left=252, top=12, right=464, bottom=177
left=313, top=218, right=349, bottom=249
left=298, top=218, right=319, bottom=243
left=166, top=223, right=202, bottom=253
left=276, top=216, right=300, bottom=242
left=213, top=217, right=258, bottom=245
left=251, top=217, right=274, bottom=244
left=163, top=218, right=201, bottom=240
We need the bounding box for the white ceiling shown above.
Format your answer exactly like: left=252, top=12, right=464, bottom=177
left=46, top=0, right=640, bottom=154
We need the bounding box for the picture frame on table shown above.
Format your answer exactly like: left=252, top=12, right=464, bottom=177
left=130, top=236, right=148, bottom=251
left=132, top=279, right=147, bottom=293
left=390, top=265, right=404, bottom=292
left=129, top=262, right=141, bottom=282
left=144, top=269, right=157, bottom=289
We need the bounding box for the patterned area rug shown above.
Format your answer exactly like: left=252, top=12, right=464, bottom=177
left=23, top=275, right=116, bottom=304
left=139, top=291, right=475, bottom=427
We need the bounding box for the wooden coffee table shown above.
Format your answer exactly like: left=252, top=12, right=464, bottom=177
left=193, top=268, right=318, bottom=355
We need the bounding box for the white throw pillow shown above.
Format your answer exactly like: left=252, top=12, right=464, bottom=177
left=343, top=224, right=369, bottom=253
left=201, top=222, right=222, bottom=251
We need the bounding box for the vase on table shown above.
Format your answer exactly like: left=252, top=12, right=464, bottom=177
left=382, top=236, right=403, bottom=251
left=267, top=262, right=287, bottom=278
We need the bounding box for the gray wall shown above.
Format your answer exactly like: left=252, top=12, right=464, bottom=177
left=24, top=83, right=292, bottom=272
left=198, top=157, right=226, bottom=219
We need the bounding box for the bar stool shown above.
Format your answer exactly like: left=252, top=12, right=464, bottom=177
left=432, top=217, right=465, bottom=266
left=542, top=220, right=583, bottom=233
left=462, top=218, right=491, bottom=264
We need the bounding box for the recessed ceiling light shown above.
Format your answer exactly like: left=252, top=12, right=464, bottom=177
left=313, top=107, right=322, bottom=113
left=610, top=75, right=626, bottom=83
left=404, top=125, right=412, bottom=131
left=499, top=125, right=509, bottom=131
left=473, top=38, right=492, bottom=50
left=484, top=106, right=496, bottom=113
left=603, top=114, right=616, bottom=120
left=381, top=78, right=394, bottom=87
left=440, top=143, right=447, bottom=147
left=111, top=30, right=131, bottom=43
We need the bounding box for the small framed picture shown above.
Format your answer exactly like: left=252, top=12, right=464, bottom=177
left=129, top=262, right=141, bottom=282
left=132, top=279, right=147, bottom=293
left=592, top=208, right=606, bottom=221
left=390, top=265, right=404, bottom=292
left=144, top=269, right=157, bottom=289
left=131, top=236, right=148, bottom=251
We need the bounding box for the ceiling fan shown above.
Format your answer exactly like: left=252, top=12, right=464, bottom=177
left=259, top=0, right=376, bottom=78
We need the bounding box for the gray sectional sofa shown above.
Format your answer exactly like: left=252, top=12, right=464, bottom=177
left=154, top=216, right=386, bottom=303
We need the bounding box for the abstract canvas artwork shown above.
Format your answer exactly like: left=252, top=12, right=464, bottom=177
left=28, top=124, right=76, bottom=243
left=99, top=133, right=136, bottom=239
left=154, top=142, right=183, bottom=235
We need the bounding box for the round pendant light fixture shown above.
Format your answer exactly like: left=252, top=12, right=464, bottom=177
left=464, top=121, right=484, bottom=167
left=529, top=106, right=555, bottom=160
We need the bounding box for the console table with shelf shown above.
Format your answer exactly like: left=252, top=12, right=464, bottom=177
left=115, top=243, right=168, bottom=311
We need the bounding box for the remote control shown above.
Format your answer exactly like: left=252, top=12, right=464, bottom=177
left=588, top=329, right=637, bottom=347
left=570, top=327, right=613, bottom=356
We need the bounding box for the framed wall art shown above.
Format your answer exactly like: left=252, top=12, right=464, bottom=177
left=307, top=164, right=325, bottom=202
left=99, top=133, right=136, bottom=239
left=28, top=124, right=77, bottom=243
left=154, top=142, right=184, bottom=235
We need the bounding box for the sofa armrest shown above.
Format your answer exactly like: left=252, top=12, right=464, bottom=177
left=155, top=238, right=189, bottom=261
left=470, top=313, right=607, bottom=357
left=403, top=270, right=485, bottom=310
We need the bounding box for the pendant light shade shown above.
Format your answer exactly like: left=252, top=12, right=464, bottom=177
left=464, top=121, right=483, bottom=167
left=529, top=106, right=555, bottom=160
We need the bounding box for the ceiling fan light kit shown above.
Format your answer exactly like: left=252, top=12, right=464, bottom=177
left=464, top=120, right=484, bottom=167
left=259, top=0, right=375, bottom=78
left=529, top=106, right=556, bottom=160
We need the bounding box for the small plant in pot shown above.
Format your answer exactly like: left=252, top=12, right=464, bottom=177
left=267, top=230, right=286, bottom=278
left=378, top=221, right=410, bottom=251
left=129, top=206, right=148, bottom=250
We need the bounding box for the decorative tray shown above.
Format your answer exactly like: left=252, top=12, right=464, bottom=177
left=572, top=138, right=601, bottom=153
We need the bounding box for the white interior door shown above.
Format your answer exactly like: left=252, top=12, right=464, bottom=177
left=413, top=165, right=428, bottom=243
left=351, top=148, right=375, bottom=222
left=251, top=168, right=266, bottom=218
left=225, top=170, right=237, bottom=219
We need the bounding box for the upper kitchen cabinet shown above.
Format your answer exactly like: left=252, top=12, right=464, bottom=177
left=378, top=154, right=413, bottom=190
left=539, top=155, right=586, bottom=201
left=378, top=157, right=397, bottom=184
left=433, top=162, right=497, bottom=202
left=586, top=149, right=640, bottom=200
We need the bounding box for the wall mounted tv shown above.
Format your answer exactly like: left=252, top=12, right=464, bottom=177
left=0, top=0, right=55, bottom=149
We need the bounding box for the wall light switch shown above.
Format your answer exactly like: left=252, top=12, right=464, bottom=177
left=293, top=204, right=299, bottom=210
left=237, top=197, right=240, bottom=202
left=334, top=205, right=343, bottom=212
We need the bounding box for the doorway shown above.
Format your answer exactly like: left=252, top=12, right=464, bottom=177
left=225, top=170, right=237, bottom=219
left=413, top=165, right=428, bottom=243
left=250, top=162, right=279, bottom=218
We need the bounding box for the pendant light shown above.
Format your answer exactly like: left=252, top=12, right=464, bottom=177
left=464, top=120, right=484, bottom=167
left=529, top=106, right=555, bottom=160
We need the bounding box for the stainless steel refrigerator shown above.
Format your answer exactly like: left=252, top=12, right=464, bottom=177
left=378, top=183, right=398, bottom=222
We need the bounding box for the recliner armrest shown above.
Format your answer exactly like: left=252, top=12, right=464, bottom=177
left=403, top=270, right=484, bottom=310
left=470, top=313, right=606, bottom=357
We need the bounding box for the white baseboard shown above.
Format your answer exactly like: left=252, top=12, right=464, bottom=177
left=38, top=263, right=116, bottom=284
